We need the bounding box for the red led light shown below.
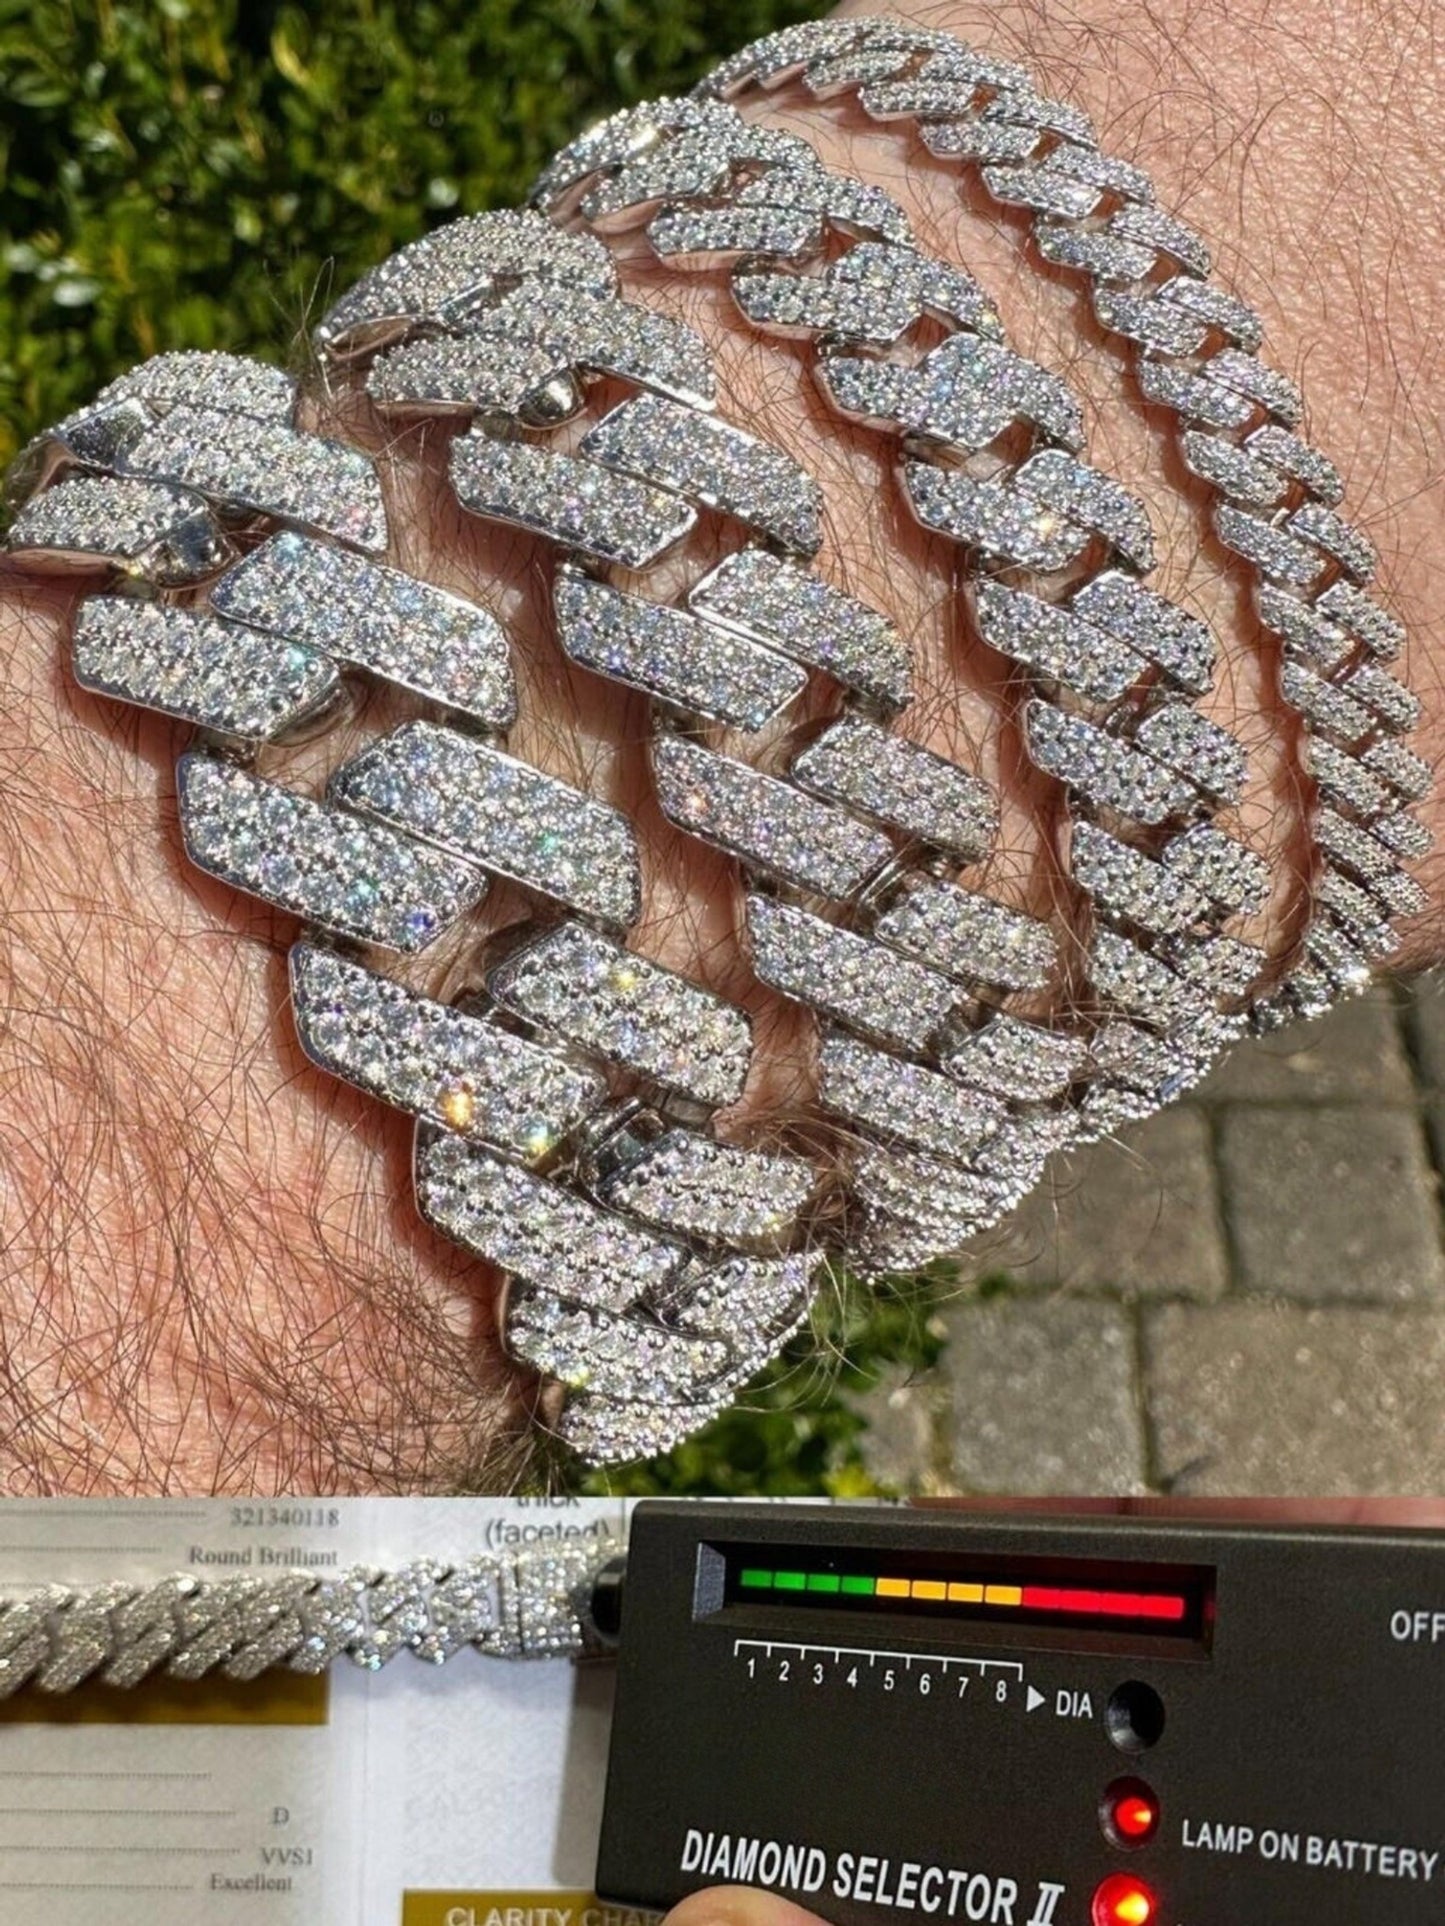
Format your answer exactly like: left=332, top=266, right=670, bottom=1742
left=1092, top=1874, right=1158, bottom=1926
left=1020, top=1586, right=1187, bottom=1622
left=1102, top=1777, right=1161, bottom=1848
left=1114, top=1793, right=1159, bottom=1841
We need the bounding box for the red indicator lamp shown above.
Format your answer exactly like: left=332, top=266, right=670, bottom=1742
left=1021, top=1586, right=1187, bottom=1622
left=1092, top=1873, right=1159, bottom=1926
left=1102, top=1778, right=1161, bottom=1846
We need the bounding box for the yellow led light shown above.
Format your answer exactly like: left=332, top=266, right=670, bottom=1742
left=984, top=1585, right=1023, bottom=1607
left=947, top=1583, right=984, bottom=1603
left=876, top=1577, right=911, bottom=1599
left=911, top=1580, right=947, bottom=1601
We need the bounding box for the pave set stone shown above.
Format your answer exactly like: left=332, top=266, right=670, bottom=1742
left=211, top=530, right=517, bottom=727
left=450, top=434, right=696, bottom=568
left=4, top=475, right=231, bottom=582
left=686, top=548, right=913, bottom=714
left=327, top=719, right=642, bottom=928
left=177, top=752, right=487, bottom=953
left=289, top=942, right=607, bottom=1159
left=487, top=920, right=753, bottom=1109
left=7, top=17, right=1424, bottom=1463
left=71, top=596, right=340, bottom=744
left=596, top=1129, right=818, bottom=1249
left=553, top=565, right=805, bottom=732
left=790, top=716, right=998, bottom=858
left=578, top=393, right=823, bottom=556
left=746, top=894, right=961, bottom=1056
left=873, top=874, right=1058, bottom=991
left=119, top=405, right=389, bottom=554
left=415, top=1127, right=687, bottom=1314
left=653, top=732, right=894, bottom=899
left=315, top=208, right=618, bottom=356
left=733, top=13, right=1426, bottom=1035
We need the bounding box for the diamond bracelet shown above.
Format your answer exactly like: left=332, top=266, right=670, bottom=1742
left=529, top=92, right=1275, bottom=1217
left=1, top=17, right=1427, bottom=1465
left=6, top=223, right=1018, bottom=1460
left=1, top=317, right=832, bottom=1468
left=696, top=15, right=1432, bottom=1035
left=5, top=194, right=1153, bottom=1459
left=0, top=1540, right=610, bottom=1696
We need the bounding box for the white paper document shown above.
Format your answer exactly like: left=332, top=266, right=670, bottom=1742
left=0, top=1498, right=636, bottom=1926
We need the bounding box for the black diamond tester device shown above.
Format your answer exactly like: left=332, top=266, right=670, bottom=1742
left=594, top=1501, right=1445, bottom=1926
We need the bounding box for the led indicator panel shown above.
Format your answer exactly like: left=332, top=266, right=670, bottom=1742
left=723, top=1549, right=1212, bottom=1643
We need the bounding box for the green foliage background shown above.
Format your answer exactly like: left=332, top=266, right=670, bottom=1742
left=0, top=0, right=835, bottom=463
left=0, top=0, right=960, bottom=1494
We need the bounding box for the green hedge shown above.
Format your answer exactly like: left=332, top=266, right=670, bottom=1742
left=2, top=0, right=957, bottom=1494
left=0, top=0, right=830, bottom=463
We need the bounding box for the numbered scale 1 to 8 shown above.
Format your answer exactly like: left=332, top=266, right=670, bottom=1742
left=732, top=1639, right=1040, bottom=1712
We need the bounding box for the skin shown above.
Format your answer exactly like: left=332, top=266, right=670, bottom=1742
left=1, top=0, right=1442, bottom=1493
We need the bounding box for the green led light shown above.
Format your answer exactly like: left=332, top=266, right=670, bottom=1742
left=806, top=1573, right=841, bottom=1594
left=840, top=1575, right=876, bottom=1596
left=739, top=1570, right=773, bottom=1590
left=774, top=1571, right=807, bottom=1591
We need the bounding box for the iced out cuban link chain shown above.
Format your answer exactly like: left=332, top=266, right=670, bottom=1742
left=0, top=1541, right=609, bottom=1697
left=694, top=16, right=1433, bottom=1034
left=309, top=188, right=1109, bottom=1328
left=529, top=95, right=1266, bottom=1250
left=0, top=236, right=841, bottom=1468
left=311, top=210, right=856, bottom=1465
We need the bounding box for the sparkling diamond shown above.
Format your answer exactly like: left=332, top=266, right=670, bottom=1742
left=289, top=942, right=605, bottom=1156
left=1069, top=822, right=1213, bottom=935
left=554, top=566, right=805, bottom=731
left=4, top=475, right=229, bottom=583
left=653, top=732, right=892, bottom=899
left=972, top=579, right=1141, bottom=704
left=451, top=432, right=695, bottom=568
left=822, top=331, right=1084, bottom=452
left=818, top=1029, right=1004, bottom=1162
left=72, top=596, right=339, bottom=742
left=177, top=751, right=486, bottom=952
left=328, top=719, right=641, bottom=928
left=506, top=1288, right=732, bottom=1402
left=416, top=1128, right=686, bottom=1312
left=1134, top=704, right=1247, bottom=805
left=367, top=334, right=571, bottom=418
left=1025, top=701, right=1196, bottom=825
left=941, top=1013, right=1087, bottom=1102
left=317, top=208, right=617, bottom=356
left=874, top=874, right=1057, bottom=990
left=212, top=530, right=517, bottom=727
left=488, top=920, right=752, bottom=1109
left=121, top=405, right=389, bottom=553
left=746, top=894, right=961, bottom=1055
left=688, top=548, right=912, bottom=714
left=598, top=1129, right=816, bottom=1248
left=580, top=393, right=823, bottom=556
left=790, top=715, right=997, bottom=858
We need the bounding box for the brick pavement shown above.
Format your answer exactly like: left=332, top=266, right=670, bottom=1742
left=855, top=973, right=1445, bottom=1496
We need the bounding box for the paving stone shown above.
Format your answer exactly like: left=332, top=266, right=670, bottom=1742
left=1404, top=967, right=1445, bottom=1088
left=1144, top=1302, right=1445, bottom=1494
left=1193, top=985, right=1414, bottom=1103
left=972, top=1106, right=1227, bottom=1299
left=853, top=1367, right=947, bottom=1492
left=943, top=1296, right=1147, bottom=1494
left=1217, top=1104, right=1445, bottom=1302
